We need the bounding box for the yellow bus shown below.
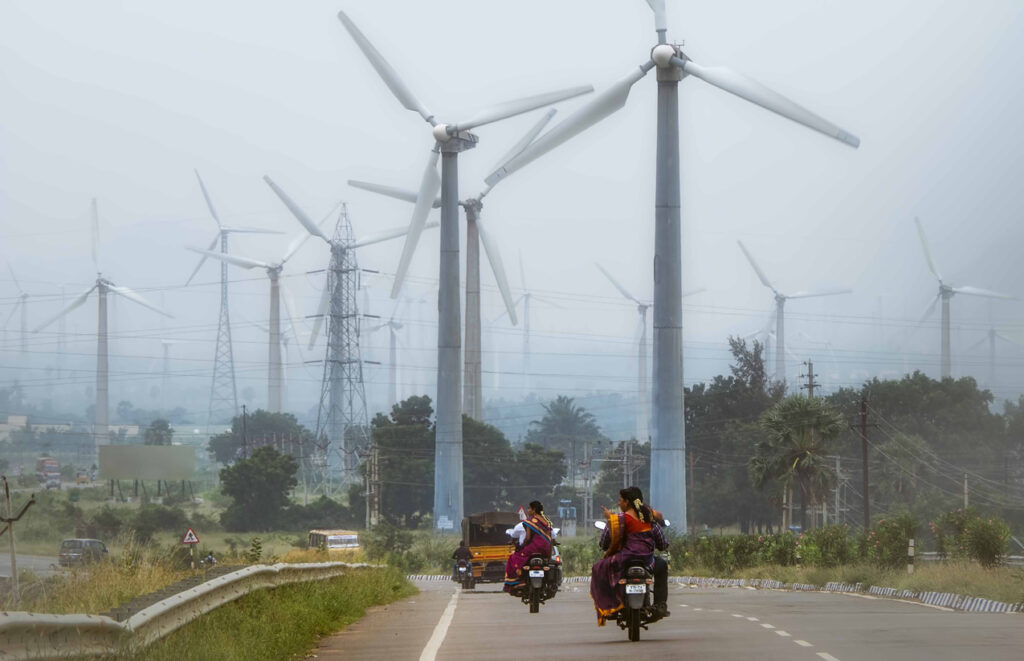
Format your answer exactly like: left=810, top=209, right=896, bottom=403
left=308, top=529, right=360, bottom=553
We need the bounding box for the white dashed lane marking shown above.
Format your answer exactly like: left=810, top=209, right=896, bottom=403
left=775, top=630, right=791, bottom=637
left=731, top=613, right=744, bottom=618
left=690, top=602, right=839, bottom=659
left=817, top=653, right=842, bottom=661
left=795, top=640, right=813, bottom=647
left=746, top=616, right=759, bottom=621
left=760, top=623, right=775, bottom=629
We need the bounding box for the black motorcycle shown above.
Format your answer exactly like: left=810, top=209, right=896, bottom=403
left=454, top=559, right=475, bottom=590
left=521, top=554, right=559, bottom=613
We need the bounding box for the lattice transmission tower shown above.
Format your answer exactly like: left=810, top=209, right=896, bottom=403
left=208, top=237, right=239, bottom=426
left=313, top=204, right=371, bottom=494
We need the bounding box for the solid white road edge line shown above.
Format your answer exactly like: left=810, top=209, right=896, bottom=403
left=836, top=591, right=954, bottom=612
left=419, top=589, right=459, bottom=661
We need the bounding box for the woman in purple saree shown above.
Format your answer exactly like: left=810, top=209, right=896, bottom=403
left=590, top=486, right=659, bottom=625
left=503, top=500, right=553, bottom=593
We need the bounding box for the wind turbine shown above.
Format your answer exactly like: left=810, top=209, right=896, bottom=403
left=349, top=109, right=556, bottom=420
left=481, top=0, right=859, bottom=529
left=337, top=9, right=592, bottom=528
left=367, top=302, right=405, bottom=408
left=34, top=198, right=172, bottom=452
left=4, top=265, right=29, bottom=353
left=738, top=240, right=851, bottom=384
left=185, top=170, right=282, bottom=424
left=187, top=207, right=332, bottom=413
left=914, top=217, right=1014, bottom=379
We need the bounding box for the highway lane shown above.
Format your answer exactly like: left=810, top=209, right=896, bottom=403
left=315, top=579, right=1024, bottom=661
left=0, top=554, right=59, bottom=578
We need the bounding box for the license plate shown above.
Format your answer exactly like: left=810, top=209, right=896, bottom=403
left=625, top=584, right=646, bottom=594
left=529, top=570, right=545, bottom=578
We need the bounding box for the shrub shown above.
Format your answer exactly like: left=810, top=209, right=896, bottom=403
left=964, top=516, right=1010, bottom=568
left=755, top=533, right=798, bottom=566
left=801, top=525, right=855, bottom=567
left=867, top=515, right=916, bottom=569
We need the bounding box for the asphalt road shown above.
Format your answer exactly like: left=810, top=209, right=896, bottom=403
left=0, top=554, right=58, bottom=578
left=314, top=579, right=1024, bottom=661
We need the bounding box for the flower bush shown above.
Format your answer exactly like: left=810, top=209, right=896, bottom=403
left=964, top=516, right=1010, bottom=568
left=867, top=515, right=917, bottom=569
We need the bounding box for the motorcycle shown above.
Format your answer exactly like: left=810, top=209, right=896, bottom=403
left=594, top=518, right=670, bottom=641
left=506, top=524, right=560, bottom=614
left=455, top=558, right=475, bottom=590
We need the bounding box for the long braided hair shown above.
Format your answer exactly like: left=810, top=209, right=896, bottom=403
left=619, top=486, right=654, bottom=523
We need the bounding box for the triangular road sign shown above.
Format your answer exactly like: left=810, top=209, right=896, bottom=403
left=517, top=506, right=527, bottom=521
left=182, top=527, right=200, bottom=544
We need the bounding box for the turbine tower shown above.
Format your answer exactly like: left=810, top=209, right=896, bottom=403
left=35, top=198, right=172, bottom=454
left=264, top=178, right=438, bottom=489
left=367, top=302, right=405, bottom=409
left=337, top=9, right=590, bottom=529
left=738, top=240, right=851, bottom=383
left=488, top=1, right=860, bottom=527
left=914, top=217, right=1014, bottom=379
left=350, top=110, right=558, bottom=420
left=185, top=170, right=281, bottom=425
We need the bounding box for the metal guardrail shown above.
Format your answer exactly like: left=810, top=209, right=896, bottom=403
left=0, top=561, right=374, bottom=660
left=916, top=551, right=1024, bottom=567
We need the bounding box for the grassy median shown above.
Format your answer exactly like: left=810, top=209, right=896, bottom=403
left=132, top=566, right=414, bottom=661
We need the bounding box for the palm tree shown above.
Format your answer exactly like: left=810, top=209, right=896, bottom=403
left=750, top=395, right=843, bottom=530
left=526, top=396, right=606, bottom=485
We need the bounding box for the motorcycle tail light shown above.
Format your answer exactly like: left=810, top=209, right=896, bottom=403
left=617, top=579, right=626, bottom=584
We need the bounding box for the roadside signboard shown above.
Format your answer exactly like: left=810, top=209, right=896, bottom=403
left=182, top=528, right=200, bottom=544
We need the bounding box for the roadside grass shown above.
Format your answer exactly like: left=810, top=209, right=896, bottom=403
left=132, top=567, right=415, bottom=661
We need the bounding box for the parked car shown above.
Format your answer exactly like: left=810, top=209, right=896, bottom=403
left=45, top=478, right=61, bottom=490
left=58, top=539, right=109, bottom=567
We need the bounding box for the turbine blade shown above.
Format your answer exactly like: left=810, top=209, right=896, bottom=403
left=220, top=226, right=285, bottom=235
left=264, top=176, right=331, bottom=242
left=391, top=149, right=442, bottom=298
left=194, top=169, right=222, bottom=228
left=785, top=288, right=852, bottom=299
left=965, top=335, right=989, bottom=353
left=34, top=284, right=96, bottom=332
left=682, top=287, right=706, bottom=298
left=106, top=283, right=173, bottom=318
left=453, top=85, right=592, bottom=132
left=644, top=0, right=668, bottom=33
left=4, top=301, right=21, bottom=328
left=477, top=214, right=518, bottom=325
left=596, top=263, right=642, bottom=304
left=488, top=108, right=557, bottom=179
left=737, top=240, right=776, bottom=291
left=90, top=198, right=100, bottom=270
left=951, top=285, right=1015, bottom=300
left=281, top=201, right=342, bottom=264
left=336, top=10, right=434, bottom=123
left=352, top=220, right=439, bottom=249
left=518, top=250, right=527, bottom=291
left=280, top=282, right=305, bottom=350
left=349, top=180, right=441, bottom=208
left=307, top=282, right=331, bottom=351
left=187, top=247, right=270, bottom=270
left=485, top=66, right=650, bottom=187
left=6, top=264, right=23, bottom=295
left=914, top=217, right=943, bottom=282
left=679, top=58, right=860, bottom=148
left=185, top=234, right=220, bottom=285
left=919, top=293, right=940, bottom=325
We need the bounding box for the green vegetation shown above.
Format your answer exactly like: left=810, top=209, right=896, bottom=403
left=135, top=567, right=414, bottom=661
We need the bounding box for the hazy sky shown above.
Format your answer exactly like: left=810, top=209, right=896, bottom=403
left=2, top=1, right=1023, bottom=436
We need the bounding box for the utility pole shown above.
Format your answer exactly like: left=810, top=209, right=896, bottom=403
left=801, top=360, right=819, bottom=398
left=834, top=455, right=841, bottom=526
left=860, top=397, right=869, bottom=530
left=241, top=404, right=248, bottom=460
left=963, top=473, right=968, bottom=508
left=1, top=476, right=35, bottom=607
left=687, top=451, right=696, bottom=532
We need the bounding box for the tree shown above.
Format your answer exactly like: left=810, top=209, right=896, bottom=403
left=505, top=443, right=567, bottom=510
left=593, top=440, right=651, bottom=510
left=371, top=396, right=435, bottom=528
left=208, top=410, right=314, bottom=464
left=219, top=446, right=298, bottom=531
left=463, top=415, right=515, bottom=513
left=525, top=396, right=606, bottom=483
left=143, top=419, right=173, bottom=446
left=751, top=395, right=843, bottom=530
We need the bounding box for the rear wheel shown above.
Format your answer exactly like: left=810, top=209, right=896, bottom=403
left=627, top=609, right=641, bottom=641
left=529, top=589, right=540, bottom=613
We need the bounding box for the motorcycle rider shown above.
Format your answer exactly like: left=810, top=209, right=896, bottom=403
left=594, top=487, right=671, bottom=622
left=452, top=540, right=473, bottom=579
